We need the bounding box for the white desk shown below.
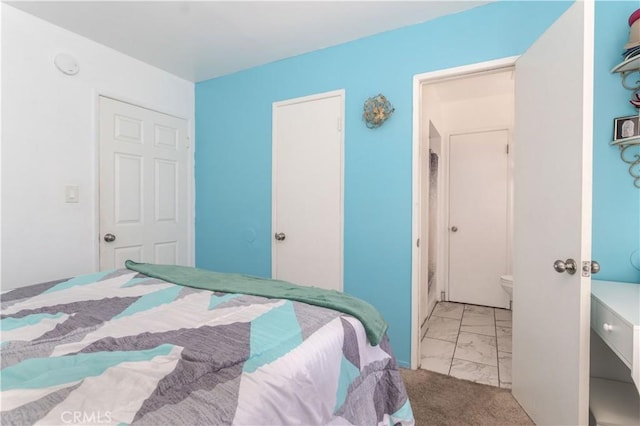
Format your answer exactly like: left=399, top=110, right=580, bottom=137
left=591, top=280, right=640, bottom=393
left=590, top=281, right=640, bottom=425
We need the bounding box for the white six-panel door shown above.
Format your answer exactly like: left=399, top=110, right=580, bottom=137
left=512, top=2, right=594, bottom=424
left=272, top=90, right=344, bottom=291
left=99, top=96, right=189, bottom=269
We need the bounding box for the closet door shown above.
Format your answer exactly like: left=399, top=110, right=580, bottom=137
left=272, top=90, right=344, bottom=291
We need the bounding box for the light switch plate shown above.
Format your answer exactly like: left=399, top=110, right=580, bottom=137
left=65, top=185, right=79, bottom=203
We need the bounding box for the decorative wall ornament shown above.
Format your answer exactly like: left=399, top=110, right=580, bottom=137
left=363, top=94, right=394, bottom=129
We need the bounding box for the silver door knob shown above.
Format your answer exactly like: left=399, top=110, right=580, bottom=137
left=104, top=233, right=116, bottom=243
left=451, top=226, right=458, bottom=232
left=275, top=232, right=286, bottom=241
left=553, top=258, right=577, bottom=275
left=581, top=260, right=601, bottom=276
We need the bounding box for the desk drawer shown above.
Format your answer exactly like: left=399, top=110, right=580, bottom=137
left=592, top=297, right=633, bottom=367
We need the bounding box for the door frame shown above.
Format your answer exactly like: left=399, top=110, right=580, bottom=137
left=271, top=89, right=345, bottom=289
left=410, top=56, right=518, bottom=368
left=94, top=91, right=195, bottom=270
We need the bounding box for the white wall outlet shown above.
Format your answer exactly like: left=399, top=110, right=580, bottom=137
left=65, top=185, right=79, bottom=203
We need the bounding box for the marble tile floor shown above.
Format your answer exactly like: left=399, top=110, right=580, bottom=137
left=420, top=301, right=512, bottom=389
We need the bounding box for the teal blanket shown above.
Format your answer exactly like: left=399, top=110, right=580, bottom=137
left=125, top=261, right=388, bottom=346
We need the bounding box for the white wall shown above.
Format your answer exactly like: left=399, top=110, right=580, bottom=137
left=1, top=5, right=195, bottom=289
left=440, top=93, right=514, bottom=135
left=0, top=4, right=4, bottom=286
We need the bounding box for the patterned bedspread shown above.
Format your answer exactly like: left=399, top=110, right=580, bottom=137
left=0, top=268, right=414, bottom=425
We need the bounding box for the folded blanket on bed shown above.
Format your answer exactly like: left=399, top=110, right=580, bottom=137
left=125, top=260, right=388, bottom=346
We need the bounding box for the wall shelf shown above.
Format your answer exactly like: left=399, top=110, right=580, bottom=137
left=612, top=56, right=640, bottom=90
left=610, top=137, right=640, bottom=188
left=611, top=55, right=640, bottom=74
left=610, top=135, right=640, bottom=147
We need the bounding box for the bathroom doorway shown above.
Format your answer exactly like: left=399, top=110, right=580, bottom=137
left=411, top=58, right=516, bottom=367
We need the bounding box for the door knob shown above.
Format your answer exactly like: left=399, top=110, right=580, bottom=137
left=275, top=232, right=286, bottom=241
left=581, top=260, right=600, bottom=276
left=104, top=233, right=116, bottom=243
left=553, top=258, right=577, bottom=275
left=451, top=226, right=458, bottom=232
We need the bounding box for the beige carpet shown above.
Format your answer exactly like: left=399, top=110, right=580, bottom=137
left=400, top=368, right=534, bottom=426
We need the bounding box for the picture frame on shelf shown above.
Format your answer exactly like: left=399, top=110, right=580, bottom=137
left=613, top=114, right=640, bottom=140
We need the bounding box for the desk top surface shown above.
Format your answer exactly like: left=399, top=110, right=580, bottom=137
left=592, top=280, right=640, bottom=327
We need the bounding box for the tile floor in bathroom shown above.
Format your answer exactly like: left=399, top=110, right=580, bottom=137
left=420, top=301, right=512, bottom=389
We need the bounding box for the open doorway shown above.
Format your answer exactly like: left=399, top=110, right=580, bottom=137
left=411, top=57, right=517, bottom=370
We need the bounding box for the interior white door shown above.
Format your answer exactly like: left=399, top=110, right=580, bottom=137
left=99, top=96, right=189, bottom=269
left=512, top=2, right=593, bottom=425
left=272, top=90, right=344, bottom=291
left=448, top=129, right=509, bottom=308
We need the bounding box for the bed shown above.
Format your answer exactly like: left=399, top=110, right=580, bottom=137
left=0, top=262, right=414, bottom=425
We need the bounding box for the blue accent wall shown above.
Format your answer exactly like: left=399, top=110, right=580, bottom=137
left=195, top=1, right=575, bottom=366
left=593, top=0, right=640, bottom=284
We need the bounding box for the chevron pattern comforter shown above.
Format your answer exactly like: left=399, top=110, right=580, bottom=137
left=0, top=268, right=414, bottom=425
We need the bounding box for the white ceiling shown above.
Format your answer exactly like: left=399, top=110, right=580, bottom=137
left=6, top=1, right=490, bottom=82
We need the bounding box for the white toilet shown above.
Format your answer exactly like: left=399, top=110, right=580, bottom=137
left=500, top=275, right=514, bottom=309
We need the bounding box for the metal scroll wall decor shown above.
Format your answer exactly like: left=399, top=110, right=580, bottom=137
left=611, top=8, right=640, bottom=188
left=619, top=143, right=640, bottom=188
left=363, top=94, right=395, bottom=129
